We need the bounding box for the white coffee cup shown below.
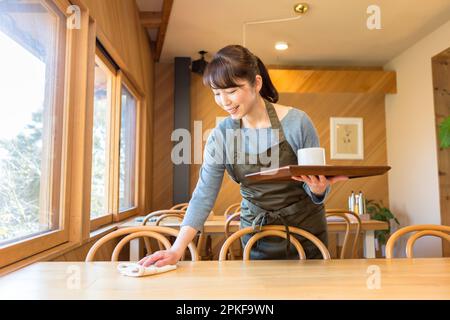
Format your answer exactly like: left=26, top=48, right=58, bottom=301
left=297, top=147, right=326, bottom=166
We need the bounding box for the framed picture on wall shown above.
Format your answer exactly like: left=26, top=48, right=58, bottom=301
left=330, top=117, right=364, bottom=160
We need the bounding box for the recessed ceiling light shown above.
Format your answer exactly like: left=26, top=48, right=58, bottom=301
left=275, top=42, right=288, bottom=51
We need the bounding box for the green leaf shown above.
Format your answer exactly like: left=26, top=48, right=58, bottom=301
left=439, top=116, right=450, bottom=149
left=365, top=199, right=401, bottom=248
left=373, top=213, right=387, bottom=221
left=381, top=209, right=394, bottom=219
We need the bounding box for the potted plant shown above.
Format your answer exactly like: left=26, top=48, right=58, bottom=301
left=365, top=199, right=400, bottom=257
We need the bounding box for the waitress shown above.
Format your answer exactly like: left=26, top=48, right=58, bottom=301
left=139, top=45, right=347, bottom=267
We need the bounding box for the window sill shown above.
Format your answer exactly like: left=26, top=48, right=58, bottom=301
left=0, top=216, right=140, bottom=277
left=0, top=241, right=80, bottom=277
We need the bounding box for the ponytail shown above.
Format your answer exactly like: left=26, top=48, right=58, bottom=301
left=255, top=56, right=279, bottom=103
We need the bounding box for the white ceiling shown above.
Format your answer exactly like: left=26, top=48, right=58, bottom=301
left=136, top=0, right=450, bottom=66
left=136, top=0, right=163, bottom=41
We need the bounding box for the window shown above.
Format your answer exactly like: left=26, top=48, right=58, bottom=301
left=119, top=84, right=137, bottom=212
left=0, top=0, right=67, bottom=253
left=0, top=0, right=147, bottom=268
left=90, top=54, right=114, bottom=221
left=89, top=56, right=140, bottom=229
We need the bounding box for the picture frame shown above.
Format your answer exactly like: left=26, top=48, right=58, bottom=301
left=330, top=117, right=364, bottom=160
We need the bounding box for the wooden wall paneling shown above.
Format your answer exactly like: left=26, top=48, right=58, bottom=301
left=280, top=92, right=389, bottom=209
left=81, top=0, right=146, bottom=98
left=138, top=20, right=154, bottom=214
left=268, top=69, right=397, bottom=94
left=118, top=0, right=145, bottom=87
left=51, top=238, right=128, bottom=262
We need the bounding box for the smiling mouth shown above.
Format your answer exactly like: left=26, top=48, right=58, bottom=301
left=226, top=105, right=239, bottom=114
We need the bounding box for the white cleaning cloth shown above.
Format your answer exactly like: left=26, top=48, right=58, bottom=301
left=117, top=262, right=177, bottom=277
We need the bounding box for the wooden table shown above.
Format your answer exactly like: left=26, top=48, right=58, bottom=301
left=1, top=259, right=450, bottom=299
left=119, top=216, right=388, bottom=259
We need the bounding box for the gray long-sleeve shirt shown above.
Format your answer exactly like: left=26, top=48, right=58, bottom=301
left=181, top=107, right=330, bottom=232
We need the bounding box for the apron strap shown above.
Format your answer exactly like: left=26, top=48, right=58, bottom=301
left=234, top=99, right=287, bottom=141
left=251, top=210, right=292, bottom=259
left=232, top=99, right=288, bottom=166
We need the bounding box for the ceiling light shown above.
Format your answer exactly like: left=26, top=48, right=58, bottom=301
left=294, top=3, right=309, bottom=14
left=275, top=42, right=288, bottom=51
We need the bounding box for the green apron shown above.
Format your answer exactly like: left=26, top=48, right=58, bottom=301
left=227, top=99, right=328, bottom=260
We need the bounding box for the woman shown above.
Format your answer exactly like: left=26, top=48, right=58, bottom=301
left=139, top=45, right=347, bottom=266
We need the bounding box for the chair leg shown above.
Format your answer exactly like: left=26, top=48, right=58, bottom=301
left=196, top=233, right=206, bottom=261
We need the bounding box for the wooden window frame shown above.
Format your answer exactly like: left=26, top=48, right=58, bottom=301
left=89, top=53, right=144, bottom=229
left=113, top=71, right=143, bottom=222
left=89, top=49, right=117, bottom=231
left=0, top=0, right=150, bottom=269
left=0, top=0, right=91, bottom=268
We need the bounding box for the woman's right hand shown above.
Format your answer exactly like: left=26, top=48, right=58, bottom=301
left=138, top=249, right=182, bottom=267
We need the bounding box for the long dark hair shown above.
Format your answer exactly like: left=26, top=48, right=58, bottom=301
left=203, top=45, right=279, bottom=103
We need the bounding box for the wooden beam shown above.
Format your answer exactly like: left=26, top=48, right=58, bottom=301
left=266, top=65, right=384, bottom=71
left=268, top=69, right=397, bottom=94
left=155, top=0, right=173, bottom=62
left=140, top=11, right=162, bottom=28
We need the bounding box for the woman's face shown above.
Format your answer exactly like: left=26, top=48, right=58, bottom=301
left=211, top=76, right=262, bottom=119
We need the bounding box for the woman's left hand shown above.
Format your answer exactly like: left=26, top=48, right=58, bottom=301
left=292, top=175, right=349, bottom=196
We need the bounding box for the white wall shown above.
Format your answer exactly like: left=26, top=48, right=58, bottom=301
left=384, top=20, right=450, bottom=257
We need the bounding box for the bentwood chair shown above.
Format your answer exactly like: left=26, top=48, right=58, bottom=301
left=223, top=202, right=241, bottom=217
left=170, top=203, right=189, bottom=211
left=85, top=226, right=198, bottom=261
left=141, top=209, right=186, bottom=225
left=154, top=213, right=185, bottom=250
left=219, top=225, right=330, bottom=261
left=141, top=210, right=209, bottom=260
left=141, top=210, right=185, bottom=255
left=325, top=209, right=362, bottom=259
left=385, top=224, right=450, bottom=258
left=224, top=211, right=242, bottom=260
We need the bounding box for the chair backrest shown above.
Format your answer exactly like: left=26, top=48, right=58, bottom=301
left=153, top=213, right=185, bottom=251
left=385, top=224, right=450, bottom=258
left=224, top=212, right=242, bottom=260
left=325, top=209, right=361, bottom=259
left=141, top=210, right=185, bottom=226
left=170, top=203, right=189, bottom=211
left=85, top=226, right=198, bottom=262
left=224, top=203, right=241, bottom=217
left=224, top=212, right=241, bottom=238
left=155, top=213, right=185, bottom=226
left=219, top=225, right=330, bottom=261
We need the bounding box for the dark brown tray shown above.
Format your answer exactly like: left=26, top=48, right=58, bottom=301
left=245, top=165, right=391, bottom=182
